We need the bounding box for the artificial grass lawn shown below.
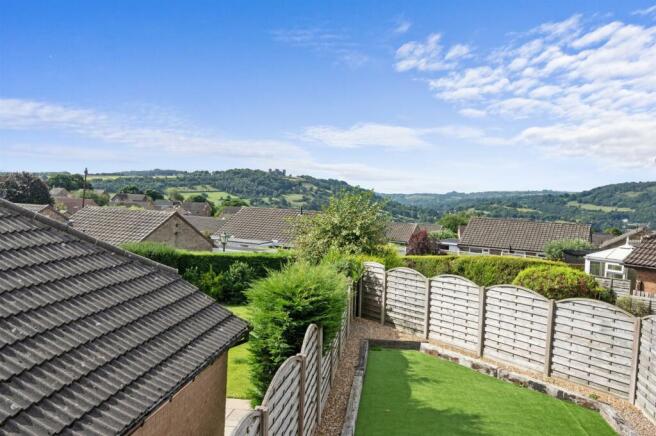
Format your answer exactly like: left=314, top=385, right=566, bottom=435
left=225, top=304, right=253, bottom=399
left=356, top=349, right=616, bottom=436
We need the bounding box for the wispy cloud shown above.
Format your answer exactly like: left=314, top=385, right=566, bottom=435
left=393, top=20, right=412, bottom=34
left=301, top=122, right=430, bottom=149
left=395, top=33, right=471, bottom=72
left=396, top=14, right=656, bottom=167
left=632, top=4, right=656, bottom=16
left=0, top=98, right=308, bottom=159
left=271, top=27, right=368, bottom=68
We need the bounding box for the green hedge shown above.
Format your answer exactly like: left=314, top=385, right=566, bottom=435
left=404, top=255, right=565, bottom=286
left=122, top=242, right=291, bottom=276
left=513, top=265, right=609, bottom=301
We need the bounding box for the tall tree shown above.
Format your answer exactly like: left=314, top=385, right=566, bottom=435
left=47, top=173, right=92, bottom=191
left=0, top=172, right=53, bottom=204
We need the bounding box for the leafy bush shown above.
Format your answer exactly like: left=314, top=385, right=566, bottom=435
left=512, top=265, right=606, bottom=300
left=221, top=261, right=256, bottom=304
left=438, top=211, right=477, bottom=233
left=616, top=296, right=651, bottom=317
left=182, top=266, right=223, bottom=300
left=544, top=238, right=594, bottom=261
left=361, top=244, right=405, bottom=270
left=429, top=229, right=457, bottom=240
left=404, top=255, right=561, bottom=286
left=247, top=262, right=348, bottom=404
left=406, top=229, right=438, bottom=255
left=321, top=248, right=365, bottom=281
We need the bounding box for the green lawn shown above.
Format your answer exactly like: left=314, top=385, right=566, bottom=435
left=225, top=304, right=253, bottom=399
left=567, top=201, right=634, bottom=212
left=356, top=349, right=615, bottom=436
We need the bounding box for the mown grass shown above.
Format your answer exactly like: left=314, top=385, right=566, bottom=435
left=225, top=304, right=253, bottom=399
left=356, top=349, right=615, bottom=436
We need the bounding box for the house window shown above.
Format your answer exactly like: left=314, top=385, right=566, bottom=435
left=589, top=261, right=602, bottom=277
left=481, top=248, right=490, bottom=255
left=605, top=263, right=624, bottom=279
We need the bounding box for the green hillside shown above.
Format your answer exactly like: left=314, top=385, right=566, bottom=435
left=85, top=170, right=656, bottom=230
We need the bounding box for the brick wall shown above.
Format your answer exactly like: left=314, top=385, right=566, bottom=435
left=133, top=353, right=227, bottom=436
left=636, top=268, right=656, bottom=294
left=146, top=215, right=213, bottom=251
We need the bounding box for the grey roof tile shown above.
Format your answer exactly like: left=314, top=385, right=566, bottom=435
left=624, top=235, right=656, bottom=268
left=214, top=206, right=315, bottom=245
left=0, top=198, right=248, bottom=435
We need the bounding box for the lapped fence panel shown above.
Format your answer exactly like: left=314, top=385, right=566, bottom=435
left=483, top=285, right=550, bottom=372
left=428, top=275, right=480, bottom=352
left=551, top=299, right=636, bottom=398
left=300, top=325, right=320, bottom=435
left=361, top=262, right=385, bottom=321
left=385, top=267, right=427, bottom=335
left=261, top=355, right=303, bottom=436
left=636, top=316, right=656, bottom=423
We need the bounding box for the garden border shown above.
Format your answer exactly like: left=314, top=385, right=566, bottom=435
left=341, top=339, right=637, bottom=436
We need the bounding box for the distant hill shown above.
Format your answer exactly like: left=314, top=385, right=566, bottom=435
left=86, top=168, right=439, bottom=222
left=387, top=181, right=656, bottom=230
left=84, top=170, right=655, bottom=231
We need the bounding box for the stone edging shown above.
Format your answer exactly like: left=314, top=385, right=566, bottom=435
left=340, top=339, right=637, bottom=436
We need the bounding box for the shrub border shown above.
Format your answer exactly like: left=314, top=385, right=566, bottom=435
left=341, top=339, right=637, bottom=436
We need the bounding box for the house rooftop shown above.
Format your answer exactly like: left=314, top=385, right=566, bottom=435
left=185, top=215, right=227, bottom=235
left=213, top=206, right=314, bottom=245
left=460, top=217, right=592, bottom=253
left=624, top=235, right=656, bottom=269
left=385, top=222, right=418, bottom=244
left=599, top=226, right=651, bottom=249
left=70, top=207, right=181, bottom=245
left=0, top=198, right=248, bottom=435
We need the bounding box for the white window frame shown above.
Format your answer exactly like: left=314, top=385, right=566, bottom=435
left=604, top=262, right=624, bottom=279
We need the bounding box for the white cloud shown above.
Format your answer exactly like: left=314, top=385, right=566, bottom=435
left=395, top=33, right=471, bottom=72
left=301, top=122, right=430, bottom=149
left=394, top=20, right=412, bottom=34
left=399, top=14, right=656, bottom=167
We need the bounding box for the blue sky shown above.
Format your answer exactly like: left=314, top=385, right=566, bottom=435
left=1, top=0, right=656, bottom=193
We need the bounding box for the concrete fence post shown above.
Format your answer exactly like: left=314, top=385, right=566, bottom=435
left=357, top=279, right=363, bottom=318
left=544, top=299, right=556, bottom=376
left=424, top=277, right=431, bottom=339
left=298, top=355, right=306, bottom=436
left=380, top=269, right=387, bottom=325
left=316, top=327, right=323, bottom=422
left=257, top=406, right=269, bottom=436
left=477, top=286, right=486, bottom=357
left=628, top=318, right=642, bottom=404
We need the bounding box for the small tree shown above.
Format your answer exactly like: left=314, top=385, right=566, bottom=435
left=439, top=211, right=476, bottom=233
left=293, top=191, right=389, bottom=263
left=145, top=189, right=164, bottom=201
left=430, top=229, right=457, bottom=240
left=604, top=227, right=622, bottom=236
left=406, top=229, right=438, bottom=255
left=0, top=172, right=52, bottom=204
left=47, top=173, right=91, bottom=191
left=119, top=185, right=143, bottom=194
left=544, top=238, right=593, bottom=261
left=167, top=189, right=184, bottom=201
left=188, top=194, right=208, bottom=202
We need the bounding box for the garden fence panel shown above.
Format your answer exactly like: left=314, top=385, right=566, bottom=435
left=483, top=285, right=550, bottom=372
left=301, top=325, right=320, bottom=435
left=551, top=299, right=636, bottom=397
left=635, top=316, right=656, bottom=423
left=428, top=275, right=480, bottom=352
left=261, top=355, right=303, bottom=436
left=232, top=410, right=263, bottom=436
left=384, top=268, right=427, bottom=334
left=361, top=262, right=385, bottom=321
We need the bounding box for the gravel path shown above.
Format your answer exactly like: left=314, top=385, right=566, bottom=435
left=317, top=318, right=656, bottom=436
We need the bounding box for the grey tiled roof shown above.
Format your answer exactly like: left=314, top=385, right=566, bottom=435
left=459, top=217, right=592, bottom=253
left=599, top=226, right=651, bottom=249
left=0, top=198, right=248, bottom=435
left=215, top=207, right=315, bottom=245
left=14, top=203, right=50, bottom=213
left=624, top=235, right=656, bottom=269
left=385, top=222, right=419, bottom=244
left=184, top=215, right=227, bottom=235
left=70, top=207, right=178, bottom=245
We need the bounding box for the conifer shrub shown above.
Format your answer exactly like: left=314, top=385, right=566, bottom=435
left=247, top=262, right=348, bottom=404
